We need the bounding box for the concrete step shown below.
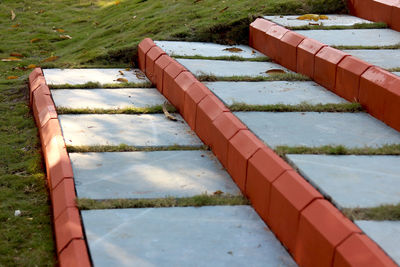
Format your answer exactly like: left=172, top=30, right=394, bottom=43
left=82, top=206, right=297, bottom=267
left=343, top=49, right=400, bottom=70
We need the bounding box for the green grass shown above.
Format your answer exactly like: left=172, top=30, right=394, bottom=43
left=197, top=73, right=311, bottom=82
left=332, top=44, right=400, bottom=50
left=343, top=204, right=400, bottom=221
left=288, top=22, right=388, bottom=30
left=67, top=144, right=209, bottom=153
left=172, top=55, right=271, bottom=62
left=0, top=0, right=351, bottom=264
left=49, top=81, right=152, bottom=89
left=56, top=105, right=176, bottom=114
left=229, top=102, right=363, bottom=112
left=78, top=194, right=250, bottom=210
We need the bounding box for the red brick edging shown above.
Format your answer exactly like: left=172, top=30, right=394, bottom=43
left=138, top=37, right=397, bottom=267
left=29, top=69, right=91, bottom=267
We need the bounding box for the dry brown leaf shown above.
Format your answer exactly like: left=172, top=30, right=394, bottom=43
left=7, top=76, right=18, bottom=80
left=266, top=69, right=286, bottom=74
left=11, top=10, right=16, bottom=21
left=60, top=34, right=72, bottom=40
left=27, top=64, right=37, bottom=69
left=125, top=68, right=131, bottom=71
left=10, top=52, right=23, bottom=58
left=11, top=23, right=19, bottom=28
left=119, top=70, right=124, bottom=75
left=223, top=47, right=243, bottom=53
left=42, top=56, right=59, bottom=62
left=30, top=38, right=40, bottom=43
left=1, top=57, right=22, bottom=62
left=115, top=0, right=121, bottom=5
left=213, top=190, right=224, bottom=195
left=116, top=78, right=128, bottom=83
left=219, top=7, right=229, bottom=13
left=55, top=28, right=65, bottom=33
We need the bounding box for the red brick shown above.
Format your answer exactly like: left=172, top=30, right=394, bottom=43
left=32, top=90, right=57, bottom=128
left=333, top=233, right=397, bottom=267
left=269, top=170, right=322, bottom=254
left=246, top=147, right=292, bottom=222
left=30, top=76, right=47, bottom=104
left=45, top=136, right=74, bottom=190
left=138, top=38, right=156, bottom=72
left=392, top=3, right=400, bottom=31
left=54, top=207, right=83, bottom=254
left=59, top=240, right=91, bottom=267
left=195, top=94, right=229, bottom=146
left=40, top=118, right=63, bottom=148
left=384, top=80, right=400, bottom=132
left=182, top=82, right=212, bottom=130
left=359, top=66, right=399, bottom=120
left=211, top=112, right=247, bottom=169
left=29, top=68, right=43, bottom=88
left=336, top=56, right=372, bottom=102
left=265, top=25, right=289, bottom=61
left=348, top=0, right=374, bottom=20
left=297, top=38, right=326, bottom=78
left=162, top=60, right=187, bottom=102
left=52, top=179, right=77, bottom=220
left=227, top=130, right=264, bottom=193
left=295, top=199, right=362, bottom=267
left=278, top=31, right=306, bottom=71
left=249, top=18, right=276, bottom=55
left=169, top=71, right=197, bottom=112
left=371, top=0, right=397, bottom=26
left=145, top=46, right=166, bottom=84
left=154, top=55, right=174, bottom=93
left=314, top=47, right=349, bottom=91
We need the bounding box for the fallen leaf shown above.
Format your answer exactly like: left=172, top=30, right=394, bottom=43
left=10, top=52, right=23, bottom=58
left=162, top=101, right=178, bottom=121
left=115, top=0, right=121, bottom=5
left=7, top=76, right=18, bottom=80
left=15, top=66, right=27, bottom=71
left=297, top=14, right=329, bottom=22
left=42, top=56, right=59, bottom=62
left=116, top=78, right=128, bottom=83
left=125, top=68, right=131, bottom=71
left=219, top=7, right=229, bottom=13
left=55, top=28, right=65, bottom=33
left=119, top=70, right=124, bottom=75
left=11, top=10, right=16, bottom=21
left=59, top=34, right=72, bottom=40
left=1, top=57, right=22, bottom=62
left=266, top=69, right=286, bottom=74
left=11, top=24, right=20, bottom=28
left=223, top=47, right=243, bottom=53
left=213, top=190, right=224, bottom=195
left=319, top=15, right=329, bottom=20
left=30, top=38, right=40, bottom=43
left=27, top=64, right=37, bottom=69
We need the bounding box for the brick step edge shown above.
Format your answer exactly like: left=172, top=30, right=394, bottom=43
left=29, top=68, right=92, bottom=267
left=138, top=38, right=397, bottom=267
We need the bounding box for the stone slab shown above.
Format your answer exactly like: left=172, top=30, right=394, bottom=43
left=51, top=88, right=166, bottom=109
left=58, top=114, right=202, bottom=147
left=295, top=29, right=400, bottom=47
left=204, top=81, right=347, bottom=106
left=234, top=112, right=400, bottom=148
left=70, top=151, right=240, bottom=199
left=176, top=58, right=289, bottom=77
left=343, top=50, right=400, bottom=69
left=287, top=155, right=400, bottom=208
left=393, top=72, right=400, bottom=76
left=82, top=206, right=297, bottom=267
left=356, top=220, right=400, bottom=265
left=155, top=41, right=264, bottom=58
left=264, top=14, right=373, bottom=27
left=43, top=69, right=149, bottom=85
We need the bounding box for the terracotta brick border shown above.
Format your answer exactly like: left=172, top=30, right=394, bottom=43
left=29, top=68, right=91, bottom=267
left=138, top=38, right=398, bottom=266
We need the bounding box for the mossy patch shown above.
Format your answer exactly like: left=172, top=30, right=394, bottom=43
left=67, top=144, right=209, bottom=153
left=229, top=102, right=363, bottom=113
left=343, top=204, right=400, bottom=221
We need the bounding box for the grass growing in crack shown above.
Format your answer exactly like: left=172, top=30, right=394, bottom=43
left=49, top=82, right=152, bottom=89
left=197, top=73, right=310, bottom=82
left=172, top=55, right=271, bottom=62
left=332, top=44, right=400, bottom=50
left=275, top=144, right=400, bottom=157
left=388, top=67, right=400, bottom=72
left=77, top=194, right=250, bottom=210
left=229, top=102, right=363, bottom=113
left=56, top=105, right=176, bottom=115
left=343, top=204, right=400, bottom=221
left=67, top=144, right=209, bottom=153
left=288, top=22, right=388, bottom=31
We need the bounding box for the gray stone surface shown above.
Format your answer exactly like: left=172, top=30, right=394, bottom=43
left=204, top=81, right=347, bottom=106
left=356, top=220, right=400, bottom=265
left=234, top=112, right=400, bottom=148
left=70, top=151, right=240, bottom=199
left=287, top=155, right=400, bottom=208
left=155, top=41, right=264, bottom=58
left=82, top=206, right=297, bottom=267
left=393, top=72, right=400, bottom=76
left=343, top=49, right=400, bottom=69
left=264, top=14, right=372, bottom=27
left=51, top=88, right=166, bottom=109
left=176, top=58, right=289, bottom=77
left=58, top=114, right=202, bottom=147
left=295, top=29, right=400, bottom=47
left=43, top=68, right=149, bottom=85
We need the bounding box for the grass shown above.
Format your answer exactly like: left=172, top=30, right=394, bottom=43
left=343, top=204, right=400, bottom=221
left=197, top=73, right=311, bottom=82
left=56, top=105, right=176, bottom=115
left=388, top=67, right=400, bottom=72
left=78, top=194, right=250, bottom=210
left=172, top=55, right=271, bottom=62
left=49, top=81, right=152, bottom=89
left=0, top=0, right=354, bottom=264
left=67, top=144, right=209, bottom=153
left=332, top=44, right=400, bottom=50
left=288, top=22, right=388, bottom=30
left=229, top=102, right=363, bottom=112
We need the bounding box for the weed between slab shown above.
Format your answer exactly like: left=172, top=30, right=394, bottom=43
left=388, top=67, right=400, bottom=72
left=229, top=102, right=363, bottom=113
left=56, top=105, right=176, bottom=115
left=197, top=73, right=310, bottom=82
left=343, top=204, right=400, bottom=221
left=275, top=144, right=400, bottom=157
left=332, top=44, right=400, bottom=50
left=49, top=81, right=152, bottom=89
left=67, top=144, right=209, bottom=153
left=172, top=55, right=271, bottom=62
left=77, top=194, right=250, bottom=210
left=288, top=22, right=388, bottom=31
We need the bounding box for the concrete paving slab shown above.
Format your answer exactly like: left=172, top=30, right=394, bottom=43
left=264, top=14, right=372, bottom=27
left=204, top=81, right=347, bottom=106
left=155, top=41, right=264, bottom=58
left=295, top=29, right=400, bottom=47
left=58, top=114, right=202, bottom=147
left=51, top=88, right=166, bottom=109
left=356, top=220, right=400, bottom=265
left=70, top=151, right=240, bottom=199
left=234, top=112, right=400, bottom=148
left=393, top=72, right=400, bottom=76
left=287, top=155, right=400, bottom=208
left=343, top=49, right=400, bottom=69
left=43, top=69, right=149, bottom=85
left=176, top=58, right=289, bottom=77
left=82, top=206, right=297, bottom=267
